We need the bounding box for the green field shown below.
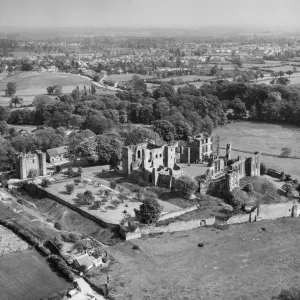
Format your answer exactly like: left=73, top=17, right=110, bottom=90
left=0, top=71, right=91, bottom=106
left=0, top=250, right=70, bottom=300
left=214, top=121, right=300, bottom=177
left=107, top=218, right=300, bottom=300
left=107, top=74, right=154, bottom=82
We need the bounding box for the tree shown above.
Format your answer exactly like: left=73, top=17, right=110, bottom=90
left=243, top=183, right=254, bottom=194
left=125, top=127, right=163, bottom=145
left=152, top=120, right=176, bottom=142
left=0, top=121, right=8, bottom=135
left=67, top=166, right=74, bottom=177
left=276, top=77, right=290, bottom=85
left=134, top=197, right=163, bottom=224
left=55, top=165, right=62, bottom=173
left=10, top=96, right=23, bottom=108
left=293, top=66, right=297, bottom=72
left=286, top=70, right=293, bottom=77
left=260, top=162, right=267, bottom=175
left=46, top=86, right=54, bottom=94
left=278, top=71, right=285, bottom=77
left=53, top=85, right=63, bottom=94
left=65, top=183, right=75, bottom=194
left=41, top=178, right=52, bottom=187
left=281, top=147, right=292, bottom=157
left=176, top=175, right=198, bottom=197
left=78, top=166, right=83, bottom=176
left=91, top=84, right=96, bottom=94
left=0, top=106, right=10, bottom=122
left=83, top=190, right=95, bottom=205
left=6, top=82, right=17, bottom=97
left=282, top=183, right=295, bottom=197
left=28, top=169, right=38, bottom=179
left=174, top=120, right=192, bottom=140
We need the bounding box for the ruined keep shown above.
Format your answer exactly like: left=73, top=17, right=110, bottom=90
left=187, top=134, right=220, bottom=163
left=122, top=135, right=261, bottom=194
left=15, top=151, right=47, bottom=179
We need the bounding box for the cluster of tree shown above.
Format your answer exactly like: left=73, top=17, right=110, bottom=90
left=199, top=80, right=300, bottom=126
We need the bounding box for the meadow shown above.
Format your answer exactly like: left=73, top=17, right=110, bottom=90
left=214, top=121, right=300, bottom=177
left=0, top=71, right=91, bottom=106
left=107, top=73, right=154, bottom=82
left=0, top=250, right=70, bottom=300
left=108, top=218, right=300, bottom=300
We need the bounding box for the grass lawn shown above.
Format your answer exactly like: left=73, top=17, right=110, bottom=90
left=0, top=71, right=90, bottom=106
left=106, top=218, right=300, bottom=300
left=107, top=74, right=154, bottom=82
left=0, top=225, right=28, bottom=257
left=214, top=121, right=300, bottom=177
left=0, top=250, right=70, bottom=300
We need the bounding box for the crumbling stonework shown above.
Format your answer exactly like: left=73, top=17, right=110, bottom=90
left=122, top=136, right=261, bottom=194
left=15, top=151, right=47, bottom=179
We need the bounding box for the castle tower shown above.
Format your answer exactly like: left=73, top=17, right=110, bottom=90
left=36, top=150, right=46, bottom=176
left=122, top=146, right=132, bottom=175
left=226, top=143, right=232, bottom=160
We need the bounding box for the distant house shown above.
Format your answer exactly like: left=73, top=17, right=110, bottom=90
left=46, top=146, right=69, bottom=164
left=73, top=252, right=103, bottom=272
left=47, top=65, right=58, bottom=72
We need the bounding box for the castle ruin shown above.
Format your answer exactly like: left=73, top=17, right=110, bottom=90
left=15, top=151, right=47, bottom=179
left=122, top=135, right=261, bottom=194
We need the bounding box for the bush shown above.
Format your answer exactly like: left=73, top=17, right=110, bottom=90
left=65, top=183, right=75, bottom=195
left=48, top=255, right=74, bottom=282
left=110, top=180, right=117, bottom=190
left=243, top=183, right=253, bottom=194
left=67, top=166, right=74, bottom=178
left=77, top=166, right=83, bottom=175
left=54, top=222, right=62, bottom=230
left=41, top=178, right=51, bottom=187
left=73, top=178, right=81, bottom=185
left=55, top=165, right=62, bottom=173
left=260, top=162, right=267, bottom=175
left=28, top=169, right=38, bottom=179
left=280, top=172, right=286, bottom=181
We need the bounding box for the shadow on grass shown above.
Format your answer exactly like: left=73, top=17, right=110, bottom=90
left=59, top=191, right=70, bottom=195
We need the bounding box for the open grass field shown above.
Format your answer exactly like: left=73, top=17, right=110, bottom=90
left=214, top=121, right=300, bottom=177
left=0, top=71, right=91, bottom=106
left=107, top=74, right=154, bottom=82
left=158, top=75, right=214, bottom=82
left=0, top=225, right=28, bottom=256
left=0, top=250, right=70, bottom=300
left=107, top=218, right=300, bottom=300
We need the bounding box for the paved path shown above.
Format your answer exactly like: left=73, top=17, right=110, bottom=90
left=74, top=277, right=106, bottom=300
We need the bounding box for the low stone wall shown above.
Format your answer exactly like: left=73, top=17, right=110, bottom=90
left=121, top=216, right=216, bottom=240
left=158, top=205, right=198, bottom=221
left=226, top=201, right=300, bottom=225
left=226, top=213, right=250, bottom=225
left=266, top=168, right=281, bottom=178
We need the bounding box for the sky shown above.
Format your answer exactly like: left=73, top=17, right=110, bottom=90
left=0, top=0, right=299, bottom=28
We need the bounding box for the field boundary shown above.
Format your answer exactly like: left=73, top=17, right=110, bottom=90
left=220, top=147, right=300, bottom=160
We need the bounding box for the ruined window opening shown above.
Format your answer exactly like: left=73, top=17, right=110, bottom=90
left=160, top=154, right=162, bottom=157
left=32, top=159, right=35, bottom=163
left=156, top=154, right=158, bottom=158
left=137, top=150, right=141, bottom=159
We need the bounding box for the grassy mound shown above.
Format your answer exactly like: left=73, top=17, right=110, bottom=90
left=232, top=176, right=283, bottom=206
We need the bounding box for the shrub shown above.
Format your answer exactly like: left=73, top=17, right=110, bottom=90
left=243, top=183, right=253, bottom=194
left=91, top=201, right=101, bottom=209
left=65, top=183, right=75, bottom=194
left=82, top=179, right=89, bottom=188
left=83, top=190, right=94, bottom=204
left=55, top=165, right=62, bottom=173
left=111, top=199, right=121, bottom=207
left=280, top=172, right=286, bottom=181
left=28, top=169, right=38, bottom=179
left=176, top=175, right=198, bottom=197
left=281, top=147, right=292, bottom=157
left=134, top=197, right=163, bottom=224
left=260, top=162, right=267, bottom=175
left=77, top=166, right=83, bottom=175
left=67, top=166, right=74, bottom=178
left=54, top=222, right=62, bottom=230
left=41, top=178, right=51, bottom=187
left=73, top=178, right=81, bottom=185
left=110, top=180, right=117, bottom=190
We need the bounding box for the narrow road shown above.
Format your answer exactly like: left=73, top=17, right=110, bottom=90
left=74, top=277, right=106, bottom=300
